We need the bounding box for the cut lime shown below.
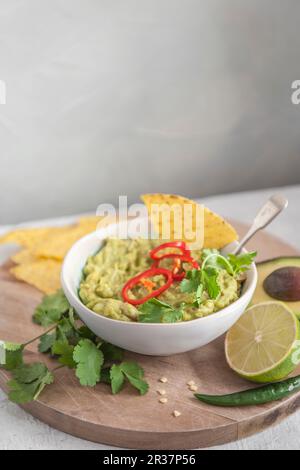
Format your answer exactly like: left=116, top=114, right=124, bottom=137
left=225, top=301, right=300, bottom=383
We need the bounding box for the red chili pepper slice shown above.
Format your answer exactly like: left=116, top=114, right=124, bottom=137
left=153, top=253, right=199, bottom=281
left=149, top=241, right=190, bottom=261
left=122, top=267, right=173, bottom=306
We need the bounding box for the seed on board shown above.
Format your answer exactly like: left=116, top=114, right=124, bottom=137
left=159, top=377, right=168, bottom=383
left=187, top=380, right=195, bottom=387
left=189, top=385, right=198, bottom=392
left=157, top=389, right=167, bottom=396
left=173, top=410, right=181, bottom=418
left=159, top=397, right=168, bottom=404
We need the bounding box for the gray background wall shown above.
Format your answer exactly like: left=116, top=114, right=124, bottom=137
left=0, top=0, right=299, bottom=224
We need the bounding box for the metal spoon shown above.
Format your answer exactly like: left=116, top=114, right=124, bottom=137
left=232, top=194, right=288, bottom=255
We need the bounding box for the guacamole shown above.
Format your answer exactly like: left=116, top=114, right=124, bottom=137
left=79, top=238, right=241, bottom=323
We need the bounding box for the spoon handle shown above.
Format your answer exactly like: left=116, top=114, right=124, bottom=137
left=232, top=194, right=288, bottom=255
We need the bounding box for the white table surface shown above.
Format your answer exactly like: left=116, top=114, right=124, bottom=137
left=0, top=185, right=300, bottom=450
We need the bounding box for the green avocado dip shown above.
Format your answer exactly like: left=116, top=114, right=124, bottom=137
left=79, top=238, right=242, bottom=323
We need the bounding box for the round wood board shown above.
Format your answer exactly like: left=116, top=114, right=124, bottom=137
left=0, top=222, right=299, bottom=450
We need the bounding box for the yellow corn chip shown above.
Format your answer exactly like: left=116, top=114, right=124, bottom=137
left=11, top=259, right=62, bottom=294
left=78, top=215, right=117, bottom=232
left=4, top=219, right=105, bottom=292
left=78, top=216, right=103, bottom=228
left=11, top=249, right=37, bottom=265
left=141, top=193, right=238, bottom=249
left=202, top=207, right=239, bottom=248
left=0, top=227, right=53, bottom=248
left=33, top=224, right=96, bottom=260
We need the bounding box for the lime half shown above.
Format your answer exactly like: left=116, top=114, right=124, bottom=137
left=225, top=301, right=300, bottom=383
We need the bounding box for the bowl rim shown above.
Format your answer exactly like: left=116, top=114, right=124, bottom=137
left=61, top=225, right=258, bottom=328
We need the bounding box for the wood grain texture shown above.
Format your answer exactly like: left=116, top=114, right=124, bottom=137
left=0, top=221, right=299, bottom=449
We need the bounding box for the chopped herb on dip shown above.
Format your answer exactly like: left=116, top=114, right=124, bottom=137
left=79, top=239, right=255, bottom=323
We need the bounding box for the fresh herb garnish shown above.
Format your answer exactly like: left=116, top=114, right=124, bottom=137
left=38, top=333, right=56, bottom=353
left=138, top=298, right=184, bottom=323
left=1, top=290, right=149, bottom=403
left=180, top=267, right=220, bottom=306
left=52, top=339, right=76, bottom=368
left=201, top=250, right=257, bottom=276
left=110, top=362, right=149, bottom=395
left=73, top=339, right=104, bottom=386
left=181, top=250, right=256, bottom=306
left=33, top=289, right=70, bottom=326
left=227, top=251, right=257, bottom=276
left=1, top=342, right=24, bottom=370
left=7, top=363, right=54, bottom=404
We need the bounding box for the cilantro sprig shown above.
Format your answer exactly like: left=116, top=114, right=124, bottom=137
left=7, top=363, right=54, bottom=404
left=201, top=249, right=257, bottom=276
left=138, top=298, right=184, bottom=323
left=180, top=249, right=256, bottom=306
left=110, top=362, right=149, bottom=395
left=180, top=267, right=220, bottom=306
left=1, top=290, right=149, bottom=403
left=33, top=289, right=70, bottom=326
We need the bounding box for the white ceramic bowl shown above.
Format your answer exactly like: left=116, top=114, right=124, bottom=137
left=61, top=220, right=257, bottom=356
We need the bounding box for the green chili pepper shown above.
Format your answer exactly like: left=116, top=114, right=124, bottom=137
left=195, top=375, right=300, bottom=407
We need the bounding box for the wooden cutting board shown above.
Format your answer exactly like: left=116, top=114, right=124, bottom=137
left=0, top=222, right=299, bottom=450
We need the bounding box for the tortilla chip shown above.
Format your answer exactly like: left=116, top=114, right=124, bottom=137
left=11, top=249, right=37, bottom=265
left=78, top=216, right=103, bottom=228
left=202, top=207, right=239, bottom=248
left=4, top=219, right=104, bottom=292
left=11, top=259, right=62, bottom=294
left=78, top=215, right=117, bottom=232
left=33, top=224, right=96, bottom=260
left=0, top=227, right=54, bottom=248
left=141, top=193, right=238, bottom=249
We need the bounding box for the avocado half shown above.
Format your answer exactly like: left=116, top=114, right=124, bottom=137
left=252, top=257, right=300, bottom=319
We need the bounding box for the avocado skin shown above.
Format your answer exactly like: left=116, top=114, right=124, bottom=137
left=252, top=257, right=300, bottom=319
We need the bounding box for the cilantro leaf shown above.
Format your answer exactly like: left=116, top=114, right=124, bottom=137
left=1, top=342, right=24, bottom=370
left=180, top=267, right=220, bottom=305
left=195, top=283, right=204, bottom=306
left=110, top=362, right=148, bottom=395
left=8, top=380, right=40, bottom=404
left=101, top=343, right=124, bottom=363
left=7, top=363, right=54, bottom=403
left=33, top=290, right=70, bottom=327
left=77, top=325, right=97, bottom=341
left=12, top=363, right=47, bottom=383
left=183, top=249, right=257, bottom=307
left=162, top=308, right=184, bottom=323
left=38, top=333, right=56, bottom=353
left=138, top=298, right=183, bottom=323
left=110, top=364, right=125, bottom=394
left=202, top=253, right=233, bottom=275
left=33, top=370, right=54, bottom=400
left=56, top=317, right=78, bottom=344
left=2, top=288, right=150, bottom=403
left=101, top=367, right=112, bottom=385
left=73, top=339, right=104, bottom=386
left=203, top=253, right=232, bottom=272
left=180, top=269, right=202, bottom=294
left=201, top=266, right=220, bottom=299
left=67, top=307, right=78, bottom=330
left=52, top=340, right=75, bottom=368
left=120, top=362, right=149, bottom=395
left=202, top=251, right=257, bottom=277
left=227, top=251, right=257, bottom=275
